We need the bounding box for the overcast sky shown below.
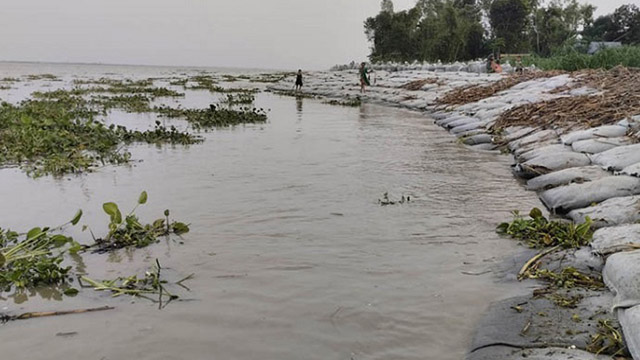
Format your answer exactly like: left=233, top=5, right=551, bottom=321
left=0, top=0, right=631, bottom=70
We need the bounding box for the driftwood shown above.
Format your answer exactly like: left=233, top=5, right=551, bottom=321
left=1, top=306, right=114, bottom=323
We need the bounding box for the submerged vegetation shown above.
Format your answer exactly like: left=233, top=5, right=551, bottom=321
left=497, top=208, right=593, bottom=249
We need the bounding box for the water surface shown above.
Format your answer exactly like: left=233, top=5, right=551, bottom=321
left=0, top=63, right=540, bottom=360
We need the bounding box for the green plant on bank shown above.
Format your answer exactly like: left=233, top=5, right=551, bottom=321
left=497, top=208, right=593, bottom=249
left=324, top=98, right=362, bottom=107
left=155, top=104, right=267, bottom=130
left=521, top=46, right=640, bottom=71
left=91, top=191, right=189, bottom=251
left=0, top=211, right=83, bottom=292
left=587, top=319, right=629, bottom=356
left=80, top=259, right=190, bottom=308
left=221, top=92, right=255, bottom=105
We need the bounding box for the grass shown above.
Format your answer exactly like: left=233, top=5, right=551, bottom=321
left=519, top=46, right=640, bottom=71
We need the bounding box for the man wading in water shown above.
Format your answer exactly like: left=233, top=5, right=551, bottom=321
left=359, top=62, right=371, bottom=93
left=295, top=69, right=303, bottom=92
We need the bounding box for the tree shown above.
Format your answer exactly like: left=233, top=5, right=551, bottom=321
left=583, top=4, right=640, bottom=45
left=381, top=0, right=394, bottom=13
left=489, top=0, right=531, bottom=53
left=530, top=0, right=594, bottom=55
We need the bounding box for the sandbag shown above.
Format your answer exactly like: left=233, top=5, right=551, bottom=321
left=462, top=133, right=492, bottom=145
left=592, top=144, right=640, bottom=171
left=468, top=143, right=497, bottom=151
left=571, top=137, right=631, bottom=154
left=508, top=129, right=558, bottom=152
left=561, top=125, right=628, bottom=145
left=451, top=122, right=485, bottom=135
left=568, top=195, right=640, bottom=229
left=517, top=144, right=573, bottom=163
left=435, top=115, right=470, bottom=127
left=526, top=165, right=610, bottom=190
left=619, top=162, right=640, bottom=177
left=445, top=117, right=480, bottom=129
left=468, top=346, right=611, bottom=360
left=591, top=224, right=640, bottom=254
left=618, top=306, right=640, bottom=360
left=603, top=250, right=640, bottom=310
left=539, top=175, right=640, bottom=214
left=513, top=152, right=591, bottom=179
left=470, top=293, right=613, bottom=353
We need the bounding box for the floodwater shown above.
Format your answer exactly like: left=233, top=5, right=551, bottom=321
left=0, top=63, right=541, bottom=360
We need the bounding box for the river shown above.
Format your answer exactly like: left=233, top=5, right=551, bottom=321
left=0, top=63, right=540, bottom=360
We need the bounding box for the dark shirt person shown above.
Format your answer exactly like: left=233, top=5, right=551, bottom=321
left=295, top=70, right=303, bottom=92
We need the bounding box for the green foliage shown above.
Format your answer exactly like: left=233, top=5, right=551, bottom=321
left=324, top=98, right=362, bottom=107
left=489, top=0, right=530, bottom=53
left=583, top=4, right=640, bottom=45
left=530, top=267, right=604, bottom=290
left=95, top=192, right=190, bottom=251
left=522, top=45, right=640, bottom=70
left=496, top=208, right=593, bottom=248
left=221, top=93, right=255, bottom=105
left=156, top=104, right=267, bottom=130
left=0, top=99, right=198, bottom=177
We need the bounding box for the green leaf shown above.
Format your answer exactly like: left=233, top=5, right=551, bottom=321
left=0, top=252, right=5, bottom=267
left=172, top=222, right=190, bottom=235
left=68, top=241, right=83, bottom=254
left=51, top=234, right=70, bottom=248
left=63, top=288, right=79, bottom=296
left=138, top=191, right=148, bottom=205
left=26, top=227, right=42, bottom=240
left=164, top=209, right=170, bottom=217
left=70, top=209, right=83, bottom=225
left=529, top=207, right=543, bottom=220
left=103, top=202, right=122, bottom=224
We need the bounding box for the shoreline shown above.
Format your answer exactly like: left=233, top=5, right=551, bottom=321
left=268, top=66, right=640, bottom=359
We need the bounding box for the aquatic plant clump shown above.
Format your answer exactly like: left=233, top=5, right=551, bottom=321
left=0, top=212, right=83, bottom=292
left=221, top=93, right=255, bottom=105
left=497, top=208, right=593, bottom=249
left=156, top=104, right=267, bottom=129
left=0, top=99, right=198, bottom=177
left=92, top=192, right=190, bottom=252
left=324, top=98, right=362, bottom=107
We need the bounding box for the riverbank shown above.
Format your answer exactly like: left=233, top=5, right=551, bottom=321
left=268, top=66, right=640, bottom=359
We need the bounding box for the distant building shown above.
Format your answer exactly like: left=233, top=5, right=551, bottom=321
left=588, top=42, right=622, bottom=55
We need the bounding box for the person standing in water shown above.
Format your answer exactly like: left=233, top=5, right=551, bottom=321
left=295, top=69, right=303, bottom=92
left=359, top=62, right=371, bottom=93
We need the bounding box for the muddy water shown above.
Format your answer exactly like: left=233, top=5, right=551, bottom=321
left=0, top=64, right=540, bottom=360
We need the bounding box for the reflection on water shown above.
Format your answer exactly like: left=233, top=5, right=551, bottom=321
left=0, top=63, right=541, bottom=360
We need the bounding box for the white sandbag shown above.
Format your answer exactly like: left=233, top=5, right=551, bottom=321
left=603, top=250, right=640, bottom=310
left=435, top=115, right=469, bottom=127
left=591, top=224, right=640, bottom=254
left=540, top=176, right=640, bottom=213
left=451, top=122, right=485, bottom=135
left=462, top=133, right=492, bottom=145
left=618, top=306, right=640, bottom=360
left=445, top=117, right=480, bottom=129
left=561, top=125, right=628, bottom=145
left=571, top=137, right=631, bottom=154
left=517, top=144, right=572, bottom=163
left=514, top=152, right=591, bottom=178
left=526, top=165, right=610, bottom=190
left=619, top=162, right=640, bottom=177
left=568, top=195, right=640, bottom=228
left=469, top=143, right=497, bottom=151
left=592, top=144, right=640, bottom=171
left=508, top=129, right=558, bottom=151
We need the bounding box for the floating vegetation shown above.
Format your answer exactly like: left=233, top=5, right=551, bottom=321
left=25, top=74, right=58, bottom=81
left=0, top=98, right=198, bottom=177
left=156, top=104, right=267, bottom=130
left=221, top=92, right=255, bottom=105
left=378, top=192, right=410, bottom=206
left=1, top=306, right=114, bottom=323
left=587, top=319, right=628, bottom=356
left=81, top=259, right=190, bottom=308
left=496, top=208, right=593, bottom=249
left=271, top=89, right=316, bottom=99
left=90, top=192, right=189, bottom=252
left=0, top=211, right=83, bottom=292
left=324, top=98, right=362, bottom=107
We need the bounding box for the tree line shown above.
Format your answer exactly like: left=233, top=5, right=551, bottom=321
left=364, top=0, right=640, bottom=62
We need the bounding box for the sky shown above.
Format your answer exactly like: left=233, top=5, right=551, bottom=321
left=0, top=0, right=632, bottom=70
